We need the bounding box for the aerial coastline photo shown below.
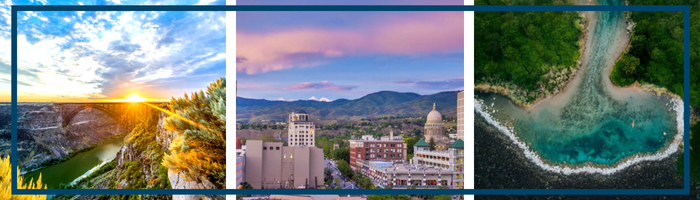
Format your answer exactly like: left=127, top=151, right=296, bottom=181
left=0, top=1, right=226, bottom=199
left=474, top=0, right=689, bottom=192
left=235, top=2, right=465, bottom=199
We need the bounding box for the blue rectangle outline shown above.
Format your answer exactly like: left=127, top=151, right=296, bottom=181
left=10, top=5, right=690, bottom=195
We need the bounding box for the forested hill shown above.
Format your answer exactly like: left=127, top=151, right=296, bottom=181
left=475, top=0, right=583, bottom=105
left=611, top=0, right=699, bottom=106
left=237, top=91, right=460, bottom=123
left=615, top=0, right=700, bottom=185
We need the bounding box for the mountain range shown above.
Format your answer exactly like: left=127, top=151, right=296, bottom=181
left=236, top=91, right=461, bottom=123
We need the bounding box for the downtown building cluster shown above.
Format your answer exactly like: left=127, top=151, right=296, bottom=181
left=237, top=91, right=465, bottom=190
left=349, top=98, right=465, bottom=189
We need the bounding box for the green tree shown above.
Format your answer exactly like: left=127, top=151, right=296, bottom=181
left=323, top=144, right=332, bottom=157
left=429, top=138, right=436, bottom=151
left=336, top=160, right=353, bottom=179
left=236, top=182, right=253, bottom=200
left=355, top=175, right=375, bottom=189
left=333, top=147, right=350, bottom=163
left=476, top=0, right=583, bottom=104
left=403, top=136, right=419, bottom=155
left=162, top=77, right=226, bottom=189
left=620, top=55, right=640, bottom=76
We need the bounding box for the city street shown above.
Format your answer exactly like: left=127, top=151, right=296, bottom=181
left=325, top=160, right=358, bottom=189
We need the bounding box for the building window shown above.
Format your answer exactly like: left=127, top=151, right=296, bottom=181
left=284, top=154, right=286, bottom=159
left=263, top=147, right=267, bottom=150
left=290, top=154, right=293, bottom=159
left=276, top=147, right=280, bottom=150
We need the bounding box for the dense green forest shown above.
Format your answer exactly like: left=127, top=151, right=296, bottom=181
left=610, top=0, right=698, bottom=105
left=612, top=1, right=699, bottom=182
left=475, top=0, right=582, bottom=104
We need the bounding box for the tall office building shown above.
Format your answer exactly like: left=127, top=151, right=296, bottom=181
left=288, top=110, right=315, bottom=146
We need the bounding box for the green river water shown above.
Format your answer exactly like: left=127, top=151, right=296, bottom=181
left=23, top=136, right=124, bottom=189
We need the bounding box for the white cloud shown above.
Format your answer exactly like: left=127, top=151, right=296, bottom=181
left=13, top=10, right=225, bottom=101
left=197, top=0, right=217, bottom=5
left=132, top=68, right=173, bottom=82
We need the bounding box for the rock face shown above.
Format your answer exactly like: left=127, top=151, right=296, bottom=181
left=113, top=111, right=222, bottom=199
left=112, top=112, right=171, bottom=190
left=169, top=170, right=221, bottom=200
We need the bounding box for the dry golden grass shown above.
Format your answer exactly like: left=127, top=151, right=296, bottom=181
left=0, top=156, right=46, bottom=200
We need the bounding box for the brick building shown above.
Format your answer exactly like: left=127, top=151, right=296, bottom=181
left=349, top=137, right=407, bottom=172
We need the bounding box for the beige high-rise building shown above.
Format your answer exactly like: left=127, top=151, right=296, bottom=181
left=244, top=140, right=325, bottom=189
left=457, top=91, right=464, bottom=140
left=288, top=110, right=315, bottom=146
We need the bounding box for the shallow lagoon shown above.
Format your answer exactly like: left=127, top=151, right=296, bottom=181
left=475, top=1, right=680, bottom=170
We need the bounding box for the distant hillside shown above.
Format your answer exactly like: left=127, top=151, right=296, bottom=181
left=237, top=91, right=460, bottom=123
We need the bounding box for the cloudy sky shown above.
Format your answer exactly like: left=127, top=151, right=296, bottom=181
left=1, top=0, right=225, bottom=102
left=236, top=0, right=464, bottom=102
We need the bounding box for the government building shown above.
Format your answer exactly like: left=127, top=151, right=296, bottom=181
left=424, top=103, right=452, bottom=150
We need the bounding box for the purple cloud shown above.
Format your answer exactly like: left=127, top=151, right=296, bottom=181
left=284, top=81, right=358, bottom=91
left=415, top=78, right=464, bottom=90
left=394, top=79, right=414, bottom=84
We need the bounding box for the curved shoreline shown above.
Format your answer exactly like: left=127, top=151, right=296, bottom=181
left=474, top=11, right=589, bottom=110
left=475, top=7, right=684, bottom=175
left=475, top=96, right=683, bottom=175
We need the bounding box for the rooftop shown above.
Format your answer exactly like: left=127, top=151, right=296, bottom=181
left=449, top=139, right=464, bottom=149
left=414, top=139, right=430, bottom=147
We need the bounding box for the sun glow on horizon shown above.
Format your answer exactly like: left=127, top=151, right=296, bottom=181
left=119, top=94, right=148, bottom=102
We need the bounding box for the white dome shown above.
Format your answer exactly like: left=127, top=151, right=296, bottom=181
left=426, top=103, right=442, bottom=123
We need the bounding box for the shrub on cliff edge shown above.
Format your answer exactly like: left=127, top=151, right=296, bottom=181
left=162, top=77, right=226, bottom=189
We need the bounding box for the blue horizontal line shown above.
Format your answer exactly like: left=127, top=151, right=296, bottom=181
left=11, top=189, right=689, bottom=195
left=11, top=5, right=690, bottom=12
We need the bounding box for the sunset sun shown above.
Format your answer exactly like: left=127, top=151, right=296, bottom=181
left=122, top=94, right=147, bottom=102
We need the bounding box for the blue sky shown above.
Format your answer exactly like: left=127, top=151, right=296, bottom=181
left=237, top=1, right=464, bottom=102
left=0, top=0, right=225, bottom=102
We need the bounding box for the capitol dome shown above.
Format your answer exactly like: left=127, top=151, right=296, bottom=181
left=426, top=103, right=442, bottom=123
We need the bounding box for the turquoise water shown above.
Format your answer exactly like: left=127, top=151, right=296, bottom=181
left=476, top=1, right=679, bottom=168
